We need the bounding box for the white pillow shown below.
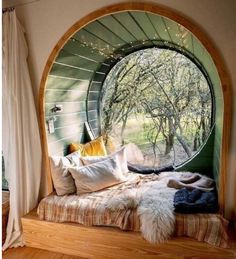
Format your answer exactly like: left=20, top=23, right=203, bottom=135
left=125, top=143, right=144, bottom=164
left=50, top=151, right=82, bottom=195
left=69, top=157, right=125, bottom=195
left=81, top=147, right=129, bottom=176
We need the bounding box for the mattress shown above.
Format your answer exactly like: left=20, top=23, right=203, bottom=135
left=38, top=173, right=228, bottom=248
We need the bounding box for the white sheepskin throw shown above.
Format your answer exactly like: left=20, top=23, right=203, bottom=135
left=106, top=171, right=195, bottom=244
left=137, top=180, right=176, bottom=243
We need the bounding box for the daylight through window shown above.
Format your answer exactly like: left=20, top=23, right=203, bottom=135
left=101, top=48, right=213, bottom=167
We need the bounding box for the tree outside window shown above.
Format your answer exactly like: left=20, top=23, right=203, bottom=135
left=101, top=48, right=212, bottom=167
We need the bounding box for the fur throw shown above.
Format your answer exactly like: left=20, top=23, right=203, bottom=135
left=106, top=171, right=197, bottom=244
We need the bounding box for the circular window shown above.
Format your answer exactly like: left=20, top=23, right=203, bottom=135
left=101, top=48, right=213, bottom=167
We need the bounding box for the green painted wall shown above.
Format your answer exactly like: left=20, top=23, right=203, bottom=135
left=177, top=127, right=215, bottom=178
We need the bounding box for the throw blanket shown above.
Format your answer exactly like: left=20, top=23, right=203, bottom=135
left=167, top=173, right=215, bottom=191
left=174, top=188, right=219, bottom=213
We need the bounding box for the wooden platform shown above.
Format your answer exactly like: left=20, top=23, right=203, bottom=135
left=22, top=209, right=236, bottom=259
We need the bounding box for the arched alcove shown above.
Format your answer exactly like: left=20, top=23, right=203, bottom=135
left=39, top=2, right=231, bottom=212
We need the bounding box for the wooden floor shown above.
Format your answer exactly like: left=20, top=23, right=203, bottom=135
left=3, top=231, right=236, bottom=259
left=3, top=246, right=84, bottom=259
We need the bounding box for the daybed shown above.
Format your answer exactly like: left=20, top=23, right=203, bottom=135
left=25, top=137, right=228, bottom=257
left=37, top=171, right=228, bottom=248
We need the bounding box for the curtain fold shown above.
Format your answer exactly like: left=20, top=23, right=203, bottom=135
left=2, top=9, right=42, bottom=250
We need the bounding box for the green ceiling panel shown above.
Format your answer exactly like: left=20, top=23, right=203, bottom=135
left=114, top=12, right=148, bottom=42
left=88, top=91, right=100, bottom=101
left=87, top=101, right=98, bottom=110
left=46, top=76, right=90, bottom=90
left=47, top=133, right=84, bottom=155
left=132, top=12, right=161, bottom=41
left=177, top=25, right=193, bottom=52
left=88, top=110, right=98, bottom=119
left=47, top=132, right=82, bottom=149
left=98, top=64, right=112, bottom=74
left=93, top=73, right=106, bottom=82
left=50, top=63, right=93, bottom=80
left=46, top=112, right=87, bottom=129
left=99, top=15, right=136, bottom=43
left=47, top=125, right=84, bottom=143
left=85, top=21, right=126, bottom=48
left=45, top=89, right=87, bottom=103
left=45, top=102, right=86, bottom=116
left=74, top=29, right=115, bottom=55
left=163, top=18, right=183, bottom=46
left=55, top=49, right=100, bottom=71
left=147, top=13, right=171, bottom=42
left=89, top=82, right=102, bottom=92
left=63, top=40, right=106, bottom=62
left=191, top=35, right=204, bottom=59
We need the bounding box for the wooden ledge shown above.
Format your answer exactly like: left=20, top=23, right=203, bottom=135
left=22, top=209, right=146, bottom=258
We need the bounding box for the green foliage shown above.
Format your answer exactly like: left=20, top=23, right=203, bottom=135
left=101, top=48, right=212, bottom=166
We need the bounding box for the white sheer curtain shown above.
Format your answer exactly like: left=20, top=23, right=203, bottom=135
left=2, top=9, right=42, bottom=250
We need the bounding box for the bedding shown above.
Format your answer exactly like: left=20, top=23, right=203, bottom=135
left=38, top=171, right=228, bottom=247
left=81, top=146, right=129, bottom=176
left=49, top=151, right=81, bottom=196
left=174, top=188, right=219, bottom=213
left=69, top=157, right=126, bottom=195
left=167, top=173, right=215, bottom=191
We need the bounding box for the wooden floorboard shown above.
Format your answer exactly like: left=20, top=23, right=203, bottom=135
left=3, top=230, right=236, bottom=259
left=3, top=246, right=85, bottom=259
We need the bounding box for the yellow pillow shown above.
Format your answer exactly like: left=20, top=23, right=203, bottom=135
left=69, top=136, right=107, bottom=156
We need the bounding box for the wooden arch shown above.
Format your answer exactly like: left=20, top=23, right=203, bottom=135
left=39, top=2, right=232, bottom=213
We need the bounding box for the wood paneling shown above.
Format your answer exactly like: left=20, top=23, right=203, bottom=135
left=46, top=75, right=90, bottom=90
left=74, top=29, right=115, bottom=55
left=63, top=39, right=106, bottom=62
left=49, top=63, right=93, bottom=80
left=21, top=210, right=236, bottom=259
left=99, top=15, right=136, bottom=43
left=85, top=21, right=126, bottom=48
left=55, top=49, right=100, bottom=71
left=45, top=102, right=86, bottom=116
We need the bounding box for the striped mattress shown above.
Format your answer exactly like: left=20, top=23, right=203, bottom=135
left=37, top=173, right=228, bottom=248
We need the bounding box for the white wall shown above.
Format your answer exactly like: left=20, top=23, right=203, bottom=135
left=11, top=0, right=236, bottom=215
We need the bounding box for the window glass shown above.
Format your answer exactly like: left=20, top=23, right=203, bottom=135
left=101, top=48, right=212, bottom=167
